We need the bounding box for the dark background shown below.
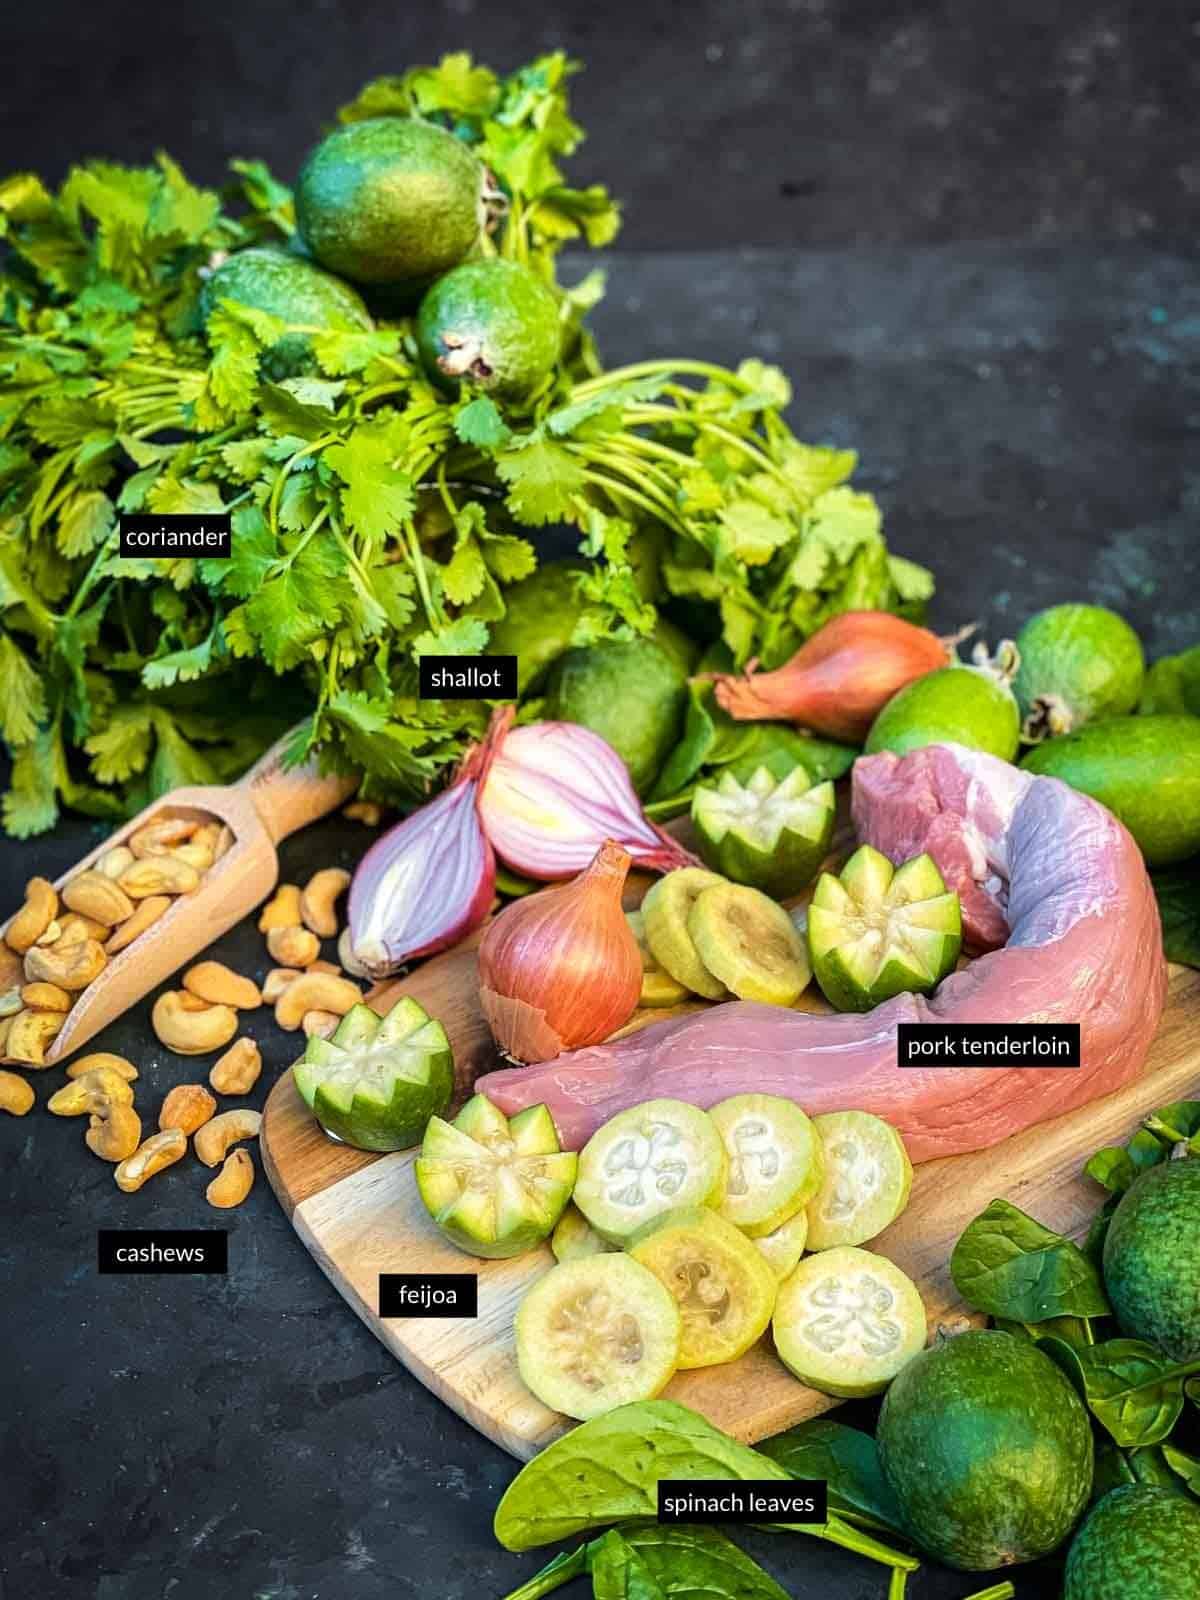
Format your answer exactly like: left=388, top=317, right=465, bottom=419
left=2, top=4, right=1199, bottom=1599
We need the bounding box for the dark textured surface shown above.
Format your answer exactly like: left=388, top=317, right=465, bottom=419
left=2, top=241, right=1198, bottom=1600
left=3, top=0, right=1199, bottom=251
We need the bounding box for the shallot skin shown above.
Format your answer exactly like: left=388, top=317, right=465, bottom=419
left=713, top=611, right=949, bottom=742
left=477, top=744, right=1167, bottom=1161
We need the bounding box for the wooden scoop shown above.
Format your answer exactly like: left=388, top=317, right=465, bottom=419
left=2, top=734, right=356, bottom=1066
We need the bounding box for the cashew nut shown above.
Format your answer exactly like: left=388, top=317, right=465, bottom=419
left=302, top=1010, right=340, bottom=1039
left=338, top=928, right=371, bottom=979
left=206, top=1147, right=255, bottom=1209
left=63, top=872, right=134, bottom=927
left=300, top=868, right=351, bottom=939
left=6, top=878, right=58, bottom=953
left=209, top=1037, right=262, bottom=1095
left=0, top=988, right=22, bottom=1019
left=47, top=1067, right=135, bottom=1115
left=104, top=894, right=172, bottom=955
left=114, top=1127, right=187, bottom=1191
left=118, top=857, right=200, bottom=898
left=274, top=972, right=362, bottom=1032
left=0, top=943, right=24, bottom=991
left=262, top=967, right=301, bottom=1004
left=212, top=825, right=235, bottom=862
left=129, top=817, right=197, bottom=857
left=170, top=841, right=215, bottom=872
left=96, top=845, right=135, bottom=880
left=159, top=1082, right=217, bottom=1135
left=35, top=919, right=64, bottom=946
left=151, top=991, right=238, bottom=1055
left=0, top=1070, right=35, bottom=1116
left=20, top=981, right=71, bottom=1013
left=86, top=1102, right=142, bottom=1162
left=266, top=925, right=321, bottom=968
left=183, top=961, right=261, bottom=1010
left=66, top=1052, right=138, bottom=1082
left=343, top=800, right=382, bottom=826
left=194, top=1108, right=261, bottom=1167
left=58, top=912, right=111, bottom=943
left=258, top=884, right=302, bottom=932
left=192, top=822, right=223, bottom=854
left=6, top=1008, right=64, bottom=1066
left=24, top=936, right=107, bottom=992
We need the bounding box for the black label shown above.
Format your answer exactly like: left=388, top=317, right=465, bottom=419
left=378, top=1273, right=478, bottom=1318
left=119, top=513, right=232, bottom=557
left=418, top=655, right=518, bottom=699
left=97, top=1229, right=228, bottom=1274
left=657, top=1480, right=827, bottom=1525
left=897, top=1023, right=1081, bottom=1068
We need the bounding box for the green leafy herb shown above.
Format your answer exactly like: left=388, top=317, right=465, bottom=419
left=949, top=1197, right=1111, bottom=1322
left=1151, top=862, right=1200, bottom=969
left=1041, top=1337, right=1187, bottom=1449
left=1085, top=1100, right=1200, bottom=1193
left=589, top=1525, right=791, bottom=1600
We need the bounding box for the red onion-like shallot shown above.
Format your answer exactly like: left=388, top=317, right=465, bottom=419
left=346, top=715, right=508, bottom=979
left=477, top=720, right=697, bottom=880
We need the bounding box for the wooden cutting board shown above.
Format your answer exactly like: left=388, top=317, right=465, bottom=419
left=262, top=930, right=1200, bottom=1462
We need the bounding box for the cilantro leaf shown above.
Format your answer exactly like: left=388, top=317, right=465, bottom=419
left=0, top=634, right=46, bottom=745
left=324, top=418, right=415, bottom=543
left=495, top=433, right=585, bottom=525
left=454, top=395, right=511, bottom=449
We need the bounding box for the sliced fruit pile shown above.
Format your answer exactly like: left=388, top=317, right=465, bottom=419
left=808, top=845, right=962, bottom=1013
left=416, top=1086, right=925, bottom=1420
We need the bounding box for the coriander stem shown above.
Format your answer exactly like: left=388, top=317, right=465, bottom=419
left=888, top=1568, right=908, bottom=1599
left=403, top=517, right=439, bottom=628
left=961, top=1586, right=1015, bottom=1600
left=579, top=468, right=688, bottom=535
left=570, top=358, right=755, bottom=397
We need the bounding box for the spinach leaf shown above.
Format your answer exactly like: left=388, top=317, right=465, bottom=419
left=1044, top=1337, right=1185, bottom=1448
left=724, top=725, right=857, bottom=787
left=1162, top=1443, right=1200, bottom=1499
left=500, top=1544, right=592, bottom=1600
left=1151, top=862, right=1200, bottom=969
left=1143, top=1101, right=1200, bottom=1150
left=589, top=1525, right=791, bottom=1600
left=493, top=1401, right=791, bottom=1552
left=1084, top=1127, right=1171, bottom=1194
left=950, top=1198, right=1110, bottom=1322
left=756, top=1419, right=908, bottom=1538
left=994, top=1314, right=1095, bottom=1348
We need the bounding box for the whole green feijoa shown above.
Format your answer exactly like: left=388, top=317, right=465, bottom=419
left=1013, top=603, right=1145, bottom=743
left=543, top=636, right=687, bottom=794
left=865, top=665, right=1020, bottom=761
left=1064, top=1484, right=1200, bottom=1600
left=1021, top=714, right=1200, bottom=864
left=1102, top=1158, right=1200, bottom=1360
left=877, top=1329, right=1094, bottom=1570
left=295, top=117, right=488, bottom=287
left=199, top=246, right=373, bottom=377
left=416, top=259, right=561, bottom=401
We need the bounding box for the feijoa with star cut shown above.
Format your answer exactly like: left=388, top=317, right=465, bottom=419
left=292, top=998, right=453, bottom=1152
left=416, top=1093, right=577, bottom=1260
left=807, top=845, right=962, bottom=1013
left=692, top=765, right=836, bottom=897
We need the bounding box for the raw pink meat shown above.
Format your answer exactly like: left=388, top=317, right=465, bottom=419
left=476, top=744, right=1167, bottom=1162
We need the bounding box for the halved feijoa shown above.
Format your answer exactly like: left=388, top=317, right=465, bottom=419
left=574, top=1098, right=728, bottom=1243
left=806, top=1111, right=912, bottom=1250
left=550, top=1203, right=617, bottom=1264
left=629, top=1206, right=778, bottom=1368
left=807, top=845, right=961, bottom=1013
left=755, top=1207, right=810, bottom=1281
left=692, top=766, right=836, bottom=897
left=689, top=884, right=811, bottom=1006
left=292, top=999, right=453, bottom=1152
left=642, top=868, right=729, bottom=999
left=773, top=1246, right=927, bottom=1396
left=515, top=1253, right=681, bottom=1419
left=416, top=1093, right=576, bottom=1260
left=710, top=1094, right=824, bottom=1237
left=626, top=910, right=690, bottom=1007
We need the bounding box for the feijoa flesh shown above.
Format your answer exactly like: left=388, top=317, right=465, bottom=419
left=626, top=910, right=690, bottom=1007
left=689, top=883, right=812, bottom=1006
left=806, top=1110, right=913, bottom=1250
left=293, top=998, right=452, bottom=1152
left=573, top=1098, right=728, bottom=1243
left=808, top=845, right=962, bottom=1013
left=416, top=258, right=561, bottom=400
left=416, top=1093, right=576, bottom=1259
left=692, top=764, right=836, bottom=897
left=710, top=1093, right=824, bottom=1236
left=642, top=869, right=729, bottom=999
left=773, top=1246, right=926, bottom=1397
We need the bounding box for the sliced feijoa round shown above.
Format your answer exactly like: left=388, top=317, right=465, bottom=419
left=415, top=1093, right=577, bottom=1259
left=551, top=1203, right=617, bottom=1264
left=773, top=1246, right=927, bottom=1396
left=626, top=910, right=690, bottom=1007
left=573, top=1098, right=728, bottom=1243
left=806, top=1111, right=913, bottom=1251
left=755, top=1207, right=810, bottom=1281
left=292, top=999, right=453, bottom=1152
left=710, top=1094, right=824, bottom=1237
left=808, top=844, right=962, bottom=1013
left=515, top=1253, right=681, bottom=1419
left=628, top=1206, right=779, bottom=1368
left=692, top=766, right=836, bottom=897
left=688, top=883, right=811, bottom=1006
left=641, top=868, right=729, bottom=1000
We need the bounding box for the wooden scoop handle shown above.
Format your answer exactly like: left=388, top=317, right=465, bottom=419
left=238, top=732, right=358, bottom=844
